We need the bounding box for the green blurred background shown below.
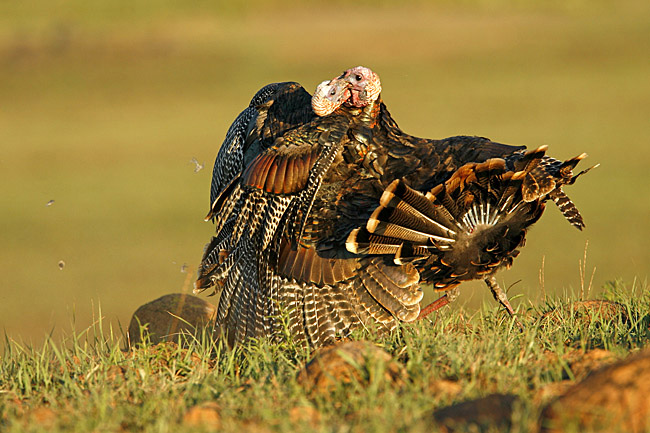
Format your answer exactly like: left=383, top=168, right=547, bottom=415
left=2, top=0, right=648, bottom=346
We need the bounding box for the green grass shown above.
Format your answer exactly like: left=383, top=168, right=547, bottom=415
left=1, top=281, right=648, bottom=432
left=1, top=0, right=649, bottom=347
left=2, top=5, right=648, bottom=431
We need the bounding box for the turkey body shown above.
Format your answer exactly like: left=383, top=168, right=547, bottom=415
left=198, top=79, right=366, bottom=346
left=196, top=73, right=591, bottom=348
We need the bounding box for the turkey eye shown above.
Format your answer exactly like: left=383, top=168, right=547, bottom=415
left=355, top=74, right=363, bottom=81
left=330, top=88, right=337, bottom=96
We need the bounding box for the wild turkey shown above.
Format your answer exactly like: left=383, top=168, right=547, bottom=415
left=196, top=77, right=363, bottom=345
left=335, top=67, right=595, bottom=325
left=195, top=66, right=594, bottom=347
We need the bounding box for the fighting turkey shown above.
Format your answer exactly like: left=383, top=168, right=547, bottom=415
left=196, top=77, right=364, bottom=345
left=196, top=66, right=594, bottom=347
left=332, top=67, right=595, bottom=326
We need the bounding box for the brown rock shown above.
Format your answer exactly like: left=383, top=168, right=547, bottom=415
left=563, top=348, right=619, bottom=380
left=540, top=349, right=650, bottom=433
left=106, top=365, right=126, bottom=382
left=288, top=405, right=321, bottom=427
left=539, top=348, right=619, bottom=381
left=128, top=293, right=217, bottom=346
left=183, top=402, right=221, bottom=429
left=426, top=379, right=463, bottom=401
left=540, top=300, right=627, bottom=327
left=430, top=394, right=519, bottom=432
left=30, top=407, right=57, bottom=427
left=534, top=381, right=574, bottom=406
left=297, top=341, right=406, bottom=395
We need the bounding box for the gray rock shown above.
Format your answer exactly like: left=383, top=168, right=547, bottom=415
left=128, top=293, right=217, bottom=346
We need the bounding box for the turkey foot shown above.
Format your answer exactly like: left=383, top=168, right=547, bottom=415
left=485, top=276, right=524, bottom=330
left=418, top=287, right=460, bottom=320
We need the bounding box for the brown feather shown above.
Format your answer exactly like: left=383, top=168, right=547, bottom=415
left=264, top=156, right=279, bottom=193
left=273, top=155, right=288, bottom=194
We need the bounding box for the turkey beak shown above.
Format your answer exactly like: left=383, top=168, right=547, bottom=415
left=312, top=78, right=352, bottom=116
left=330, top=78, right=353, bottom=109
left=342, top=71, right=365, bottom=92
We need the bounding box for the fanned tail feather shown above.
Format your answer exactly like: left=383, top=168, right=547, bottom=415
left=346, top=147, right=594, bottom=292
left=359, top=259, right=422, bottom=321
left=346, top=228, right=406, bottom=256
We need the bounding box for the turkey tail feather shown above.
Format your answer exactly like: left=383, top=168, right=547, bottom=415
left=549, top=189, right=586, bottom=230
left=568, top=163, right=599, bottom=185
left=347, top=150, right=594, bottom=292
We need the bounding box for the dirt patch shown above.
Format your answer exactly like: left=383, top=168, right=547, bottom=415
left=426, top=379, right=464, bottom=401
left=29, top=406, right=57, bottom=427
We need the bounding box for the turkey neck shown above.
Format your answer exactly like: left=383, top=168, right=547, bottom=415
left=337, top=96, right=383, bottom=177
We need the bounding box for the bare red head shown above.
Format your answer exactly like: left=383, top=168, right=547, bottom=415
left=312, top=66, right=382, bottom=117
left=341, top=66, right=382, bottom=108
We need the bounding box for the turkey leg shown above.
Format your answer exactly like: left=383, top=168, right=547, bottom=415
left=417, top=287, right=460, bottom=320
left=485, top=276, right=523, bottom=329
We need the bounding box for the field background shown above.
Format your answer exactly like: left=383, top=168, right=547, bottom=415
left=1, top=0, right=648, bottom=346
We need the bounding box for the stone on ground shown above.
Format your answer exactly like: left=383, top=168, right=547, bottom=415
left=297, top=341, right=406, bottom=395
left=540, top=349, right=650, bottom=433
left=128, top=293, right=217, bottom=346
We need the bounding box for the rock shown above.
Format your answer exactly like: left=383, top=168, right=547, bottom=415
left=540, top=349, right=650, bottom=433
left=30, top=407, right=57, bottom=427
left=426, top=379, right=463, bottom=400
left=183, top=402, right=221, bottom=429
left=534, top=381, right=574, bottom=406
left=288, top=405, right=321, bottom=427
left=297, top=341, right=406, bottom=396
left=540, top=300, right=627, bottom=327
left=125, top=341, right=204, bottom=374
left=430, top=394, right=519, bottom=432
left=534, top=349, right=619, bottom=406
left=539, top=348, right=619, bottom=381
left=562, top=348, right=619, bottom=380
left=128, top=293, right=217, bottom=346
